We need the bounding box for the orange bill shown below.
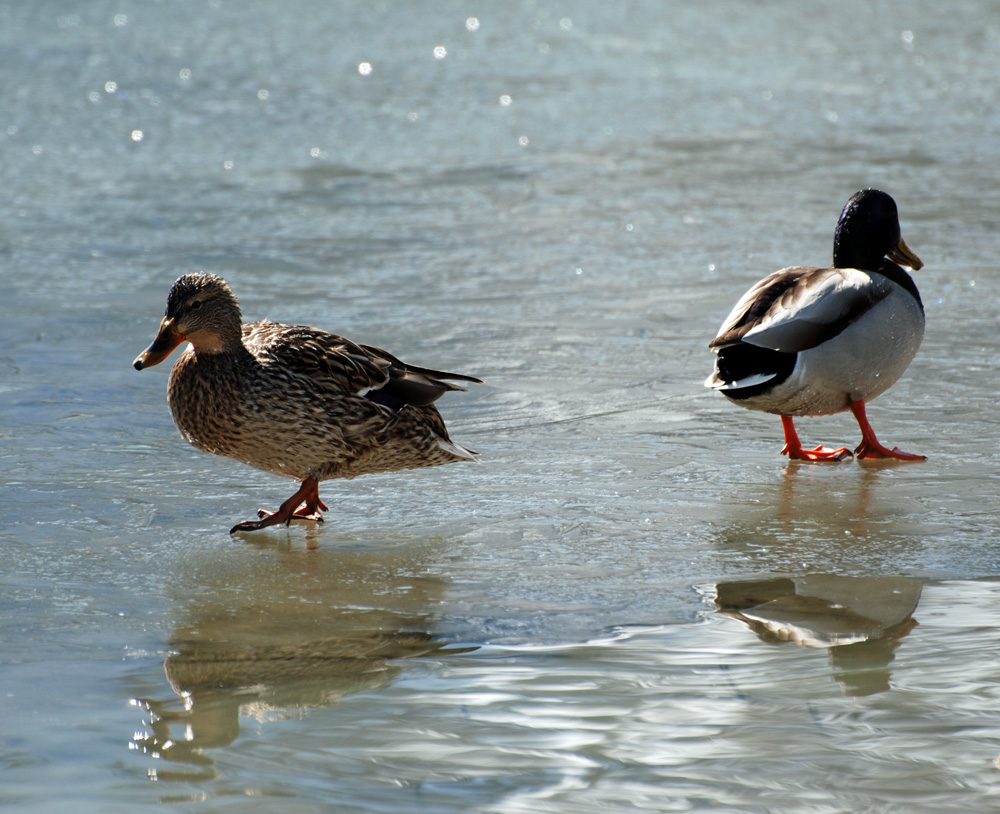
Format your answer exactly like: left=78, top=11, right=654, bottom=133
left=133, top=317, right=186, bottom=370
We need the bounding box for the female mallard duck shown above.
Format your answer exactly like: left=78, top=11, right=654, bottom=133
left=134, top=273, right=482, bottom=533
left=705, top=189, right=926, bottom=462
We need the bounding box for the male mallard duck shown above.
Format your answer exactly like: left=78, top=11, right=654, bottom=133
left=705, top=189, right=925, bottom=462
left=134, top=273, right=482, bottom=533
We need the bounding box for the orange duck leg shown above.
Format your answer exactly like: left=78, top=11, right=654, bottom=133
left=779, top=415, right=853, bottom=462
left=230, top=476, right=330, bottom=534
left=849, top=400, right=925, bottom=461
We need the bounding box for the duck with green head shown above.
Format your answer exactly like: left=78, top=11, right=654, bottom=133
left=705, top=189, right=926, bottom=462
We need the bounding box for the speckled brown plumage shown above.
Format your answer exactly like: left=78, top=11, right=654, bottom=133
left=134, top=273, right=482, bottom=533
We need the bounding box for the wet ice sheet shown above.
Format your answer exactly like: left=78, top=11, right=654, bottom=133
left=2, top=1, right=1000, bottom=812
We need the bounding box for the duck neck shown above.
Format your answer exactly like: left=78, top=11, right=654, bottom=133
left=185, top=322, right=246, bottom=356
left=878, top=260, right=923, bottom=311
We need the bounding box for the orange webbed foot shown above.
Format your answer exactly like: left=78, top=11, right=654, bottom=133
left=782, top=443, right=854, bottom=462
left=229, top=476, right=327, bottom=534
left=849, top=400, right=926, bottom=462
left=854, top=439, right=926, bottom=461
left=253, top=506, right=325, bottom=523
left=779, top=416, right=852, bottom=463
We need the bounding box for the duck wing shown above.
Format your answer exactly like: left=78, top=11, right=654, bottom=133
left=709, top=266, right=889, bottom=354
left=358, top=344, right=483, bottom=408
left=243, top=321, right=481, bottom=409
left=243, top=321, right=391, bottom=393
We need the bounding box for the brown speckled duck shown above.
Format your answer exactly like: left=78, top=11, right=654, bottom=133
left=134, top=273, right=482, bottom=534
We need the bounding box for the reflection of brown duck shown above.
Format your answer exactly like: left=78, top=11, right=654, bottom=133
left=131, top=628, right=448, bottom=782
left=134, top=273, right=481, bottom=533
left=715, top=575, right=921, bottom=695
left=130, top=544, right=476, bottom=777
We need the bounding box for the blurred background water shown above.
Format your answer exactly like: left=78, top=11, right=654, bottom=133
left=3, top=1, right=1000, bottom=811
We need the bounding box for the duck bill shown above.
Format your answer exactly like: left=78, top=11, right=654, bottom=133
left=888, top=237, right=923, bottom=271
left=133, top=317, right=186, bottom=370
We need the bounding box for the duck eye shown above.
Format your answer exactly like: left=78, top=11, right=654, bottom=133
left=189, top=300, right=203, bottom=311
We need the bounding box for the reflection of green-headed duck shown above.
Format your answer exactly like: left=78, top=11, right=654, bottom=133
left=135, top=273, right=481, bottom=533
left=706, top=190, right=925, bottom=462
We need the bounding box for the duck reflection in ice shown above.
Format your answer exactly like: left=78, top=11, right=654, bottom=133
left=715, top=574, right=921, bottom=696
left=130, top=542, right=474, bottom=780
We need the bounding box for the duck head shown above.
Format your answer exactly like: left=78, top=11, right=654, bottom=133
left=832, top=189, right=923, bottom=272
left=133, top=273, right=243, bottom=370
